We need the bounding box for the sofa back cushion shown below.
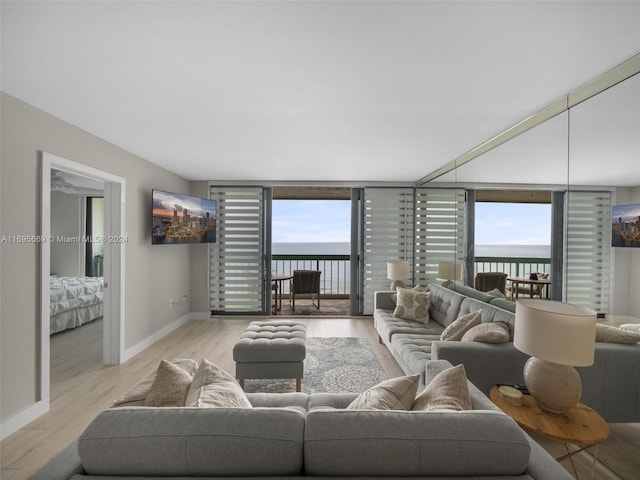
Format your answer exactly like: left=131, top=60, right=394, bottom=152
left=426, top=283, right=465, bottom=328
left=78, top=407, right=304, bottom=476
left=304, top=409, right=530, bottom=477
left=459, top=297, right=515, bottom=339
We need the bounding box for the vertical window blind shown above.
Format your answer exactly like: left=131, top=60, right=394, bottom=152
left=362, top=188, right=414, bottom=314
left=564, top=190, right=612, bottom=313
left=209, top=186, right=265, bottom=313
left=414, top=188, right=466, bottom=285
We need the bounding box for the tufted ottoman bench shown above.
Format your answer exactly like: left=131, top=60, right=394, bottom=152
left=233, top=320, right=307, bottom=391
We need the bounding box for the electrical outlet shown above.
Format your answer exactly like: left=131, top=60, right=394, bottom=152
left=169, top=298, right=174, bottom=307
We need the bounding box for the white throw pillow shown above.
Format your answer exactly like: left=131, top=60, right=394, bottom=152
left=347, top=374, right=420, bottom=410
left=393, top=287, right=431, bottom=324
left=440, top=311, right=482, bottom=341
left=595, top=324, right=640, bottom=344
left=461, top=321, right=510, bottom=343
left=412, top=364, right=472, bottom=411
left=185, top=359, right=252, bottom=408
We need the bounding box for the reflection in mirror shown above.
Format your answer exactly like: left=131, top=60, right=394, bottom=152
left=568, top=72, right=640, bottom=318
left=430, top=110, right=568, bottom=303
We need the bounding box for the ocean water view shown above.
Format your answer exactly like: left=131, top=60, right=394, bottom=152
left=273, top=242, right=550, bottom=258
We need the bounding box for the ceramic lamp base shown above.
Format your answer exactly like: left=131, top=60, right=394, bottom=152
left=523, top=357, right=582, bottom=413
left=390, top=280, right=405, bottom=291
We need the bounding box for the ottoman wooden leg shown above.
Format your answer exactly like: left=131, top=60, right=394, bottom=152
left=296, top=378, right=301, bottom=392
left=239, top=379, right=245, bottom=390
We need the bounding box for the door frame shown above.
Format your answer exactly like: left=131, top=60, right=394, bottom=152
left=41, top=152, right=126, bottom=409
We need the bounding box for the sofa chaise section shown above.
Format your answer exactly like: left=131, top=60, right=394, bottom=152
left=374, top=282, right=640, bottom=423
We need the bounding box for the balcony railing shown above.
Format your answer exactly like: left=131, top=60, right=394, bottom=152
left=271, top=254, right=551, bottom=298
left=474, top=256, right=551, bottom=278
left=272, top=254, right=350, bottom=297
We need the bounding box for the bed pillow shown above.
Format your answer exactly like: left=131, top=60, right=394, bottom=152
left=595, top=324, right=640, bottom=344
left=185, top=359, right=252, bottom=408
left=461, top=321, right=510, bottom=343
left=144, top=360, right=194, bottom=407
left=412, top=364, right=471, bottom=411
left=347, top=375, right=420, bottom=410
left=393, top=287, right=431, bottom=324
left=440, top=311, right=482, bottom=341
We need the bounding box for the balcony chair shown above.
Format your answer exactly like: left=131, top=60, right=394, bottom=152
left=474, top=272, right=508, bottom=294
left=290, top=270, right=321, bottom=310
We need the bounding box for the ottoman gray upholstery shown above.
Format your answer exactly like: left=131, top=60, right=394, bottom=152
left=233, top=320, right=307, bottom=391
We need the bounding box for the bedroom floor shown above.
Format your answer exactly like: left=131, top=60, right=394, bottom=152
left=1, top=316, right=637, bottom=479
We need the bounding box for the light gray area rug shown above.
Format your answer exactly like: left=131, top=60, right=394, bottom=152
left=243, top=337, right=387, bottom=394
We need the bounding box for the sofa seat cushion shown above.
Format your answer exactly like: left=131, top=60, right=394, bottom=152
left=390, top=334, right=441, bottom=377
left=78, top=407, right=305, bottom=477
left=374, top=309, right=436, bottom=343
left=304, top=409, right=531, bottom=477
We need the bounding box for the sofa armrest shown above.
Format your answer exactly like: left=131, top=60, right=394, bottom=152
left=431, top=341, right=528, bottom=395
left=31, top=441, right=84, bottom=480
left=374, top=290, right=396, bottom=311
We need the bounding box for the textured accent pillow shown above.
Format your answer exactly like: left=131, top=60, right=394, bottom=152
left=461, top=321, right=510, bottom=343
left=144, top=360, right=194, bottom=407
left=347, top=374, right=420, bottom=410
left=412, top=364, right=471, bottom=411
left=595, top=324, right=640, bottom=344
left=440, top=310, right=482, bottom=341
left=390, top=284, right=426, bottom=305
left=185, top=359, right=252, bottom=408
left=393, top=287, right=431, bottom=323
left=486, top=288, right=506, bottom=299
left=113, top=358, right=198, bottom=407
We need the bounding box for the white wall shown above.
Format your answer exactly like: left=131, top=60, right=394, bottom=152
left=0, top=92, right=193, bottom=426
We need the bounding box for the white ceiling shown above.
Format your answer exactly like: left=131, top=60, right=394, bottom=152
left=2, top=1, right=640, bottom=184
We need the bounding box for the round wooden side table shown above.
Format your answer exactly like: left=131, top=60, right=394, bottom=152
left=490, top=386, right=609, bottom=478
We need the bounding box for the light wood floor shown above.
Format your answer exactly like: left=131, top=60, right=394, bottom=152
left=1, top=316, right=638, bottom=479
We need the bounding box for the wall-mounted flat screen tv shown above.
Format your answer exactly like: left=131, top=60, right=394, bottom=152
left=152, top=189, right=217, bottom=245
left=612, top=204, right=640, bottom=248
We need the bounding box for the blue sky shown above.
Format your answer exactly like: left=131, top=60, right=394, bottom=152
left=475, top=202, right=551, bottom=245
left=272, top=200, right=552, bottom=245
left=272, top=200, right=351, bottom=243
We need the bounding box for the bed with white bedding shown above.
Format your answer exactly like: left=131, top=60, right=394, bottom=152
left=50, top=275, right=104, bottom=334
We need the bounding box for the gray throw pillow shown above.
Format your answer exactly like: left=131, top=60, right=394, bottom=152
left=412, top=364, right=471, bottom=411
left=440, top=310, right=482, bottom=341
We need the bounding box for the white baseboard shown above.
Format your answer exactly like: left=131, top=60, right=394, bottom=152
left=189, top=311, right=211, bottom=320
left=0, top=400, right=49, bottom=441
left=122, top=313, right=192, bottom=362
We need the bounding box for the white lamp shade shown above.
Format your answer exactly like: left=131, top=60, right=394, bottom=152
left=437, top=261, right=462, bottom=281
left=387, top=261, right=410, bottom=281
left=514, top=299, right=597, bottom=367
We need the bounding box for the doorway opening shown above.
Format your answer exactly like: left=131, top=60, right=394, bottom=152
left=271, top=187, right=351, bottom=316
left=41, top=153, right=125, bottom=414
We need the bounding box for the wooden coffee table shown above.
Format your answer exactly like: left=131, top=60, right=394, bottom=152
left=490, top=386, right=609, bottom=478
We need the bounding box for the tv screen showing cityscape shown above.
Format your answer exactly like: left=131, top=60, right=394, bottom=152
left=152, top=190, right=217, bottom=245
left=612, top=204, right=640, bottom=248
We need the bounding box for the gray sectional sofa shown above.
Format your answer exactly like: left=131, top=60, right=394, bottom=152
left=33, top=359, right=571, bottom=479
left=375, top=282, right=640, bottom=423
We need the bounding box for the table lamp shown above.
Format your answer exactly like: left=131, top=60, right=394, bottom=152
left=387, top=261, right=410, bottom=291
left=437, top=261, right=462, bottom=282
left=513, top=299, right=597, bottom=413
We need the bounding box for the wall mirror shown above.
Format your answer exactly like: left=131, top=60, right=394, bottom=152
left=423, top=57, right=640, bottom=316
